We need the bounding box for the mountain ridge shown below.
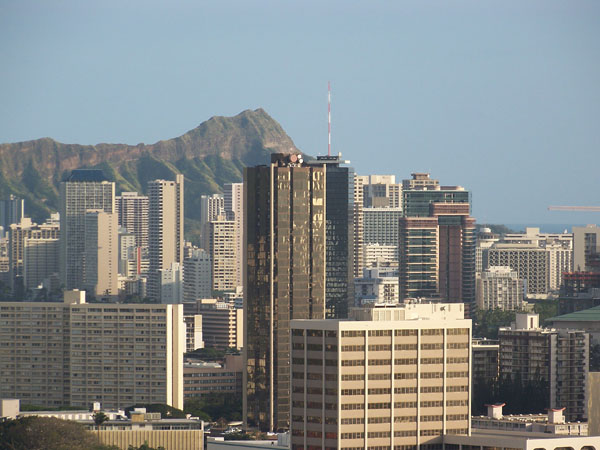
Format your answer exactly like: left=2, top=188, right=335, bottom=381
left=0, top=108, right=299, bottom=240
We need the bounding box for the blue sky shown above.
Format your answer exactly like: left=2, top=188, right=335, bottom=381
left=1, top=0, right=599, bottom=224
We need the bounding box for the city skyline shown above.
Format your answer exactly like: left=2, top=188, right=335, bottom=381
left=1, top=1, right=599, bottom=225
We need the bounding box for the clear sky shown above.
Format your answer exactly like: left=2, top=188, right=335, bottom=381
left=1, top=0, right=599, bottom=225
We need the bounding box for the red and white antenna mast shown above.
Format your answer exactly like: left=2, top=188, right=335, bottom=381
left=328, top=81, right=331, bottom=156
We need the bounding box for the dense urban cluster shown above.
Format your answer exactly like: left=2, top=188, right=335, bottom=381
left=1, top=153, right=599, bottom=449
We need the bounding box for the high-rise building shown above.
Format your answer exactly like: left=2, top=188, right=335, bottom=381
left=476, top=266, right=525, bottom=311
left=148, top=174, right=184, bottom=302
left=573, top=225, right=600, bottom=272
left=199, top=194, right=224, bottom=241
left=0, top=195, right=24, bottom=238
left=244, top=153, right=326, bottom=432
left=8, top=217, right=60, bottom=290
left=362, top=175, right=402, bottom=209
left=499, top=313, right=589, bottom=422
left=487, top=242, right=572, bottom=297
left=83, top=210, right=118, bottom=298
left=115, top=191, right=149, bottom=249
left=203, top=217, right=237, bottom=293
left=307, top=155, right=355, bottom=319
left=399, top=174, right=476, bottom=310
left=290, top=303, right=471, bottom=449
left=353, top=174, right=365, bottom=277
left=224, top=183, right=244, bottom=288
left=59, top=170, right=115, bottom=290
left=158, top=262, right=184, bottom=304
left=363, top=207, right=403, bottom=247
left=183, top=248, right=212, bottom=302
left=0, top=290, right=184, bottom=410
left=402, top=172, right=440, bottom=191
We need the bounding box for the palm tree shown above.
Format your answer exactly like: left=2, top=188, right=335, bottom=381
left=92, top=411, right=109, bottom=442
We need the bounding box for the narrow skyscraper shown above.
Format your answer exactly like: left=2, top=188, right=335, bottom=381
left=244, top=153, right=326, bottom=432
left=148, top=174, right=184, bottom=302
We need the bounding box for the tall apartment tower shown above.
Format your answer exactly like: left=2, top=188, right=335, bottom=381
left=59, top=170, right=115, bottom=290
left=183, top=248, right=212, bottom=302
left=199, top=194, right=224, bottom=241
left=399, top=174, right=476, bottom=310
left=0, top=195, right=24, bottom=236
left=148, top=174, right=184, bottom=302
left=224, top=183, right=244, bottom=288
left=290, top=303, right=471, bottom=449
left=115, top=191, right=149, bottom=249
left=307, top=155, right=355, bottom=319
left=203, top=217, right=237, bottom=293
left=244, top=153, right=326, bottom=432
left=353, top=174, right=365, bottom=277
left=362, top=175, right=402, bottom=208
left=83, top=210, right=118, bottom=297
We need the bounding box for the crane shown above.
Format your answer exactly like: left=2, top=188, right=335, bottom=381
left=548, top=206, right=600, bottom=212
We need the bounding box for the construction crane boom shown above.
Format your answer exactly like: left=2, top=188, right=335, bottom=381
left=548, top=206, right=600, bottom=212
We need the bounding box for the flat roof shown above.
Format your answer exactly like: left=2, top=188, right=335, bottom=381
left=550, top=305, right=600, bottom=322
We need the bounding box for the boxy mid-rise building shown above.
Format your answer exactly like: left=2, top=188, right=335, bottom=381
left=290, top=303, right=471, bottom=449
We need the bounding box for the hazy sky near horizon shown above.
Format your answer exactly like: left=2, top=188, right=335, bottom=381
left=1, top=0, right=599, bottom=225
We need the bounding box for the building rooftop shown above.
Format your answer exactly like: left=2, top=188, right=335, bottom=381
left=550, top=305, right=600, bottom=322
left=64, top=169, right=109, bottom=182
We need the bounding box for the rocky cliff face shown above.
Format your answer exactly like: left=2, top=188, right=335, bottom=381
left=0, top=108, right=299, bottom=235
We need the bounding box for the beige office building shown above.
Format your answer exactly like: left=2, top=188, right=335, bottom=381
left=83, top=210, right=119, bottom=297
left=0, top=290, right=184, bottom=410
left=290, top=303, right=471, bottom=450
left=148, top=174, right=184, bottom=302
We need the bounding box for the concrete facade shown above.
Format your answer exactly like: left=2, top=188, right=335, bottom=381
left=290, top=303, right=471, bottom=449
left=476, top=266, right=525, bottom=311
left=0, top=291, right=184, bottom=410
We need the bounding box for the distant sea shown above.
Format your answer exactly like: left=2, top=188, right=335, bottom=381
left=503, top=224, right=591, bottom=233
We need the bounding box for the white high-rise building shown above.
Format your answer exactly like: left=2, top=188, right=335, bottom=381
left=476, top=266, right=525, bottom=311
left=183, top=248, right=212, bottom=302
left=83, top=210, right=118, bottom=298
left=203, top=217, right=237, bottom=292
left=148, top=175, right=184, bottom=302
left=115, top=191, right=148, bottom=249
left=200, top=194, right=224, bottom=240
left=354, top=264, right=399, bottom=305
left=159, top=262, right=184, bottom=304
left=60, top=170, right=115, bottom=290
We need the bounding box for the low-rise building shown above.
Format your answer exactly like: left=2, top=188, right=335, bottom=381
left=499, top=313, right=589, bottom=421
left=354, top=264, right=399, bottom=305
left=184, top=354, right=243, bottom=399
left=472, top=403, right=588, bottom=436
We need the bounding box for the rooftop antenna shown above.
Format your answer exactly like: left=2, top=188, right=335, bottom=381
left=328, top=81, right=331, bottom=156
